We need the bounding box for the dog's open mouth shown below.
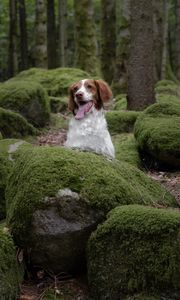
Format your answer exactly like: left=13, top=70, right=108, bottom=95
left=75, top=101, right=93, bottom=120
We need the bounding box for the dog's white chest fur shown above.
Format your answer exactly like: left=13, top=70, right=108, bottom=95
left=65, top=107, right=115, bottom=159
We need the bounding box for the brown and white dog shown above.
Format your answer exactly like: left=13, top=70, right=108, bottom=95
left=64, top=79, right=115, bottom=159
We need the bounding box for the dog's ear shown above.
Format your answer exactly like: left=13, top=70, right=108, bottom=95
left=94, top=79, right=113, bottom=103
left=68, top=85, right=77, bottom=113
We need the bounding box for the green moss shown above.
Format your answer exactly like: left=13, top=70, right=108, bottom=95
left=134, top=101, right=180, bottom=168
left=155, top=80, right=178, bottom=88
left=113, top=94, right=127, bottom=110
left=0, top=132, right=2, bottom=140
left=0, top=107, right=36, bottom=138
left=49, top=96, right=68, bottom=113
left=124, top=294, right=160, bottom=300
left=6, top=146, right=176, bottom=242
left=49, top=113, right=69, bottom=130
left=87, top=205, right=180, bottom=300
left=12, top=67, right=90, bottom=97
left=0, top=139, right=32, bottom=220
left=0, top=80, right=50, bottom=127
left=155, top=84, right=180, bottom=98
left=106, top=111, right=141, bottom=135
left=113, top=134, right=141, bottom=168
left=156, top=93, right=180, bottom=104
left=0, top=226, right=23, bottom=298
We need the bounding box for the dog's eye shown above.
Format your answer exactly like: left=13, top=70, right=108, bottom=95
left=73, top=87, right=78, bottom=92
left=87, top=84, right=92, bottom=89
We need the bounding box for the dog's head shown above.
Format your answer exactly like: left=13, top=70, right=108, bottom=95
left=68, top=79, right=112, bottom=118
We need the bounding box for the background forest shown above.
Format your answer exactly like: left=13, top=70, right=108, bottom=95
left=0, top=0, right=180, bottom=89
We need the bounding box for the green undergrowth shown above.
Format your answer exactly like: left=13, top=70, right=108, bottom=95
left=0, top=107, right=36, bottom=138
left=6, top=146, right=177, bottom=242
left=113, top=134, right=141, bottom=168
left=50, top=96, right=68, bottom=113
left=0, top=80, right=50, bottom=127
left=113, top=94, right=127, bottom=110
left=87, top=205, right=180, bottom=300
left=106, top=110, right=141, bottom=134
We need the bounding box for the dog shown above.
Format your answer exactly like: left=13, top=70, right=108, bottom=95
left=64, top=79, right=115, bottom=159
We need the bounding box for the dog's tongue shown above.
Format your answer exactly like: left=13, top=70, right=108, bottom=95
left=75, top=101, right=93, bottom=120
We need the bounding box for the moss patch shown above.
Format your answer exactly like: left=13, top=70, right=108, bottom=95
left=6, top=146, right=177, bottom=242
left=106, top=110, right=141, bottom=135
left=134, top=101, right=180, bottom=168
left=113, top=134, right=141, bottom=168
left=11, top=67, right=90, bottom=97
left=49, top=96, right=68, bottom=113
left=0, top=80, right=50, bottom=127
left=87, top=205, right=180, bottom=300
left=113, top=94, right=127, bottom=110
left=0, top=107, right=36, bottom=138
left=0, top=226, right=23, bottom=298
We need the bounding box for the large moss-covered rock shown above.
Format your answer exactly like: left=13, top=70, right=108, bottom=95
left=0, top=80, right=50, bottom=127
left=106, top=111, right=141, bottom=135
left=49, top=96, right=68, bottom=113
left=87, top=205, right=180, bottom=300
left=155, top=80, right=180, bottom=97
left=6, top=147, right=176, bottom=273
left=0, top=107, right=36, bottom=138
left=11, top=67, right=90, bottom=97
left=113, top=94, right=127, bottom=111
left=134, top=101, right=180, bottom=168
left=113, top=134, right=141, bottom=168
left=0, top=139, right=32, bottom=220
left=0, top=225, right=23, bottom=299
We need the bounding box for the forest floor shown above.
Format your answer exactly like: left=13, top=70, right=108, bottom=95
left=19, top=125, right=180, bottom=300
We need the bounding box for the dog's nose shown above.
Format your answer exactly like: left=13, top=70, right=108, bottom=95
left=76, top=92, right=83, bottom=99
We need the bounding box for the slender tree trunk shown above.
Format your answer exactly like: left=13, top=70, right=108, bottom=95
left=160, top=0, right=168, bottom=80
left=127, top=0, right=155, bottom=111
left=74, top=0, right=99, bottom=75
left=175, top=0, right=180, bottom=80
left=58, top=0, right=67, bottom=67
left=113, top=0, right=130, bottom=93
left=34, top=0, right=47, bottom=68
left=47, top=0, right=57, bottom=69
left=18, top=0, right=28, bottom=70
left=101, top=0, right=116, bottom=84
left=8, top=0, right=18, bottom=77
left=153, top=0, right=163, bottom=81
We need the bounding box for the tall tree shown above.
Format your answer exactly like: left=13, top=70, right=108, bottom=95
left=8, top=0, right=18, bottom=77
left=47, top=0, right=57, bottom=68
left=113, top=0, right=130, bottom=93
left=153, top=0, right=163, bottom=81
left=58, top=0, right=67, bottom=67
left=74, top=0, right=99, bottom=75
left=127, top=0, right=155, bottom=111
left=101, top=0, right=116, bottom=84
left=18, top=0, right=28, bottom=70
left=160, top=0, right=169, bottom=79
left=175, top=0, right=180, bottom=80
left=34, top=0, right=47, bottom=68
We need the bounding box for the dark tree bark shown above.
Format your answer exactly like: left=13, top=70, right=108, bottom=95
left=58, top=0, right=68, bottom=67
left=8, top=0, right=18, bottom=77
left=18, top=0, right=28, bottom=70
left=175, top=0, right=180, bottom=80
left=160, top=0, right=168, bottom=80
left=153, top=0, right=163, bottom=81
left=34, top=0, right=47, bottom=68
left=101, top=0, right=116, bottom=84
left=127, top=0, right=155, bottom=111
left=47, top=0, right=57, bottom=69
left=74, top=0, right=99, bottom=75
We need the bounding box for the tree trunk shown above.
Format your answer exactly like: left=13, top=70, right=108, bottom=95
left=34, top=0, right=47, bottom=68
left=160, top=0, right=168, bottom=80
left=101, top=0, right=116, bottom=84
left=8, top=0, right=18, bottom=77
left=127, top=0, right=155, bottom=111
left=113, top=0, right=130, bottom=93
left=58, top=0, right=68, bottom=67
left=175, top=0, right=180, bottom=80
left=47, top=0, right=57, bottom=69
left=74, top=0, right=99, bottom=75
left=153, top=0, right=163, bottom=81
left=18, top=0, right=28, bottom=71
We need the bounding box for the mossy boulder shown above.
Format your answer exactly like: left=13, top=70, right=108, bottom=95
left=0, top=132, right=2, bottom=139
left=155, top=80, right=180, bottom=98
left=113, top=134, right=141, bottom=168
left=0, top=80, right=50, bottom=127
left=0, top=107, right=36, bottom=138
left=134, top=101, right=180, bottom=168
left=0, top=225, right=23, bottom=299
left=87, top=205, right=180, bottom=300
left=0, top=139, right=32, bottom=220
left=6, top=147, right=177, bottom=273
left=49, top=96, right=68, bottom=113
left=11, top=67, right=90, bottom=97
left=106, top=111, right=141, bottom=135
left=113, top=94, right=127, bottom=111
